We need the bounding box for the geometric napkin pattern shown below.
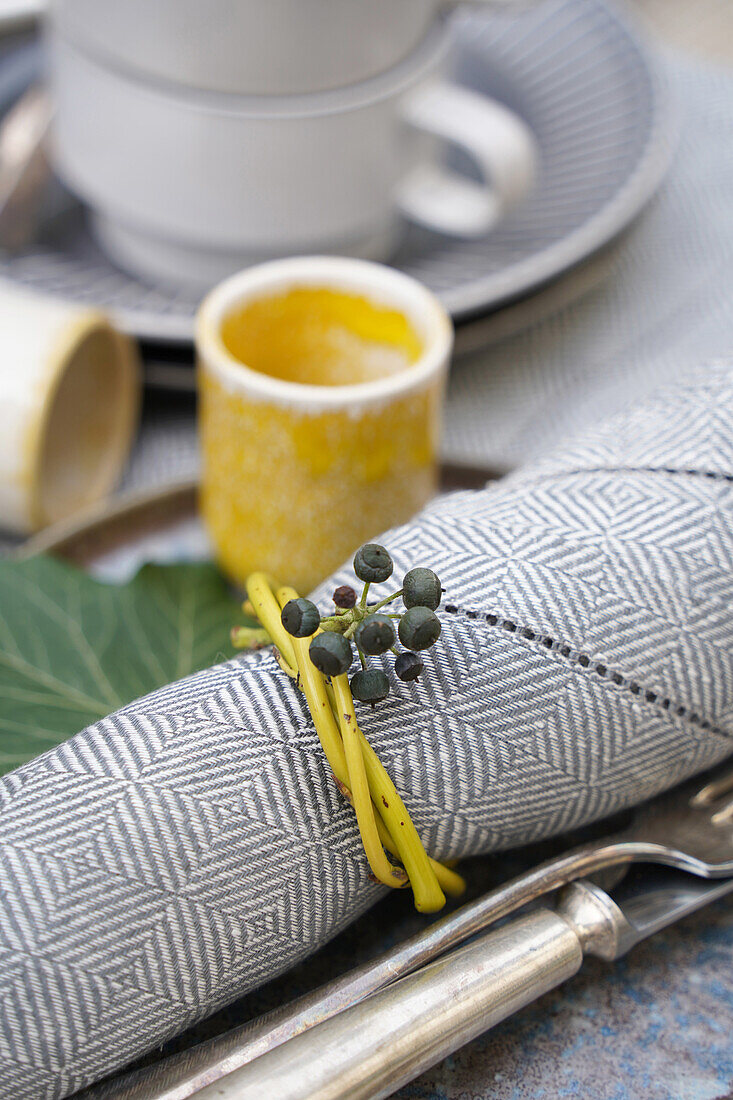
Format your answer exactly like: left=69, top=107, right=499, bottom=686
left=1, top=363, right=732, bottom=1097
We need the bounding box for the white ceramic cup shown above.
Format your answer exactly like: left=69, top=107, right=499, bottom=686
left=52, top=0, right=450, bottom=96
left=0, top=287, right=140, bottom=534
left=50, top=18, right=538, bottom=291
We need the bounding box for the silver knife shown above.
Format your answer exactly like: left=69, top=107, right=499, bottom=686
left=186, top=870, right=733, bottom=1100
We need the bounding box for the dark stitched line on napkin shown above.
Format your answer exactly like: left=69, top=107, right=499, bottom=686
left=539, top=465, right=733, bottom=484
left=636, top=467, right=733, bottom=482
left=442, top=603, right=732, bottom=741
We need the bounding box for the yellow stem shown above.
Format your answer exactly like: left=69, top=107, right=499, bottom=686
left=286, top=657, right=451, bottom=892
left=245, top=573, right=298, bottom=675
left=329, top=673, right=406, bottom=890
left=276, top=587, right=406, bottom=890
left=356, top=729, right=445, bottom=913
left=323, top=682, right=462, bottom=901
left=253, top=577, right=461, bottom=907
left=231, top=626, right=271, bottom=650
left=376, top=806, right=463, bottom=896
left=430, top=861, right=465, bottom=899
left=292, top=662, right=405, bottom=870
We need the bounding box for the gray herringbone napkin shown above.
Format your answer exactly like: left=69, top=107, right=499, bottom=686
left=1, top=363, right=733, bottom=1098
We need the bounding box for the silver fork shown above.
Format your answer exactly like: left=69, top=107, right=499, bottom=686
left=87, top=763, right=733, bottom=1100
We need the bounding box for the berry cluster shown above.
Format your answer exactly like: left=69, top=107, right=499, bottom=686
left=232, top=565, right=465, bottom=910
left=280, top=542, right=442, bottom=705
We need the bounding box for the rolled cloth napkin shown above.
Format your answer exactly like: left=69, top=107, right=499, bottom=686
left=2, top=364, right=733, bottom=1097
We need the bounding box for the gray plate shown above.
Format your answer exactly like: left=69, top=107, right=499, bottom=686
left=0, top=0, right=673, bottom=341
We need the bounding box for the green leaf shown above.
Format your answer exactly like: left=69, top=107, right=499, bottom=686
left=0, top=555, right=248, bottom=775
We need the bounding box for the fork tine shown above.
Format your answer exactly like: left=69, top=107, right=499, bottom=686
left=691, top=767, right=733, bottom=806
left=711, top=797, right=733, bottom=826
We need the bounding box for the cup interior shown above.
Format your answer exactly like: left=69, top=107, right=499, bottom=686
left=196, top=257, right=453, bottom=409
left=33, top=321, right=140, bottom=527
left=220, top=285, right=428, bottom=388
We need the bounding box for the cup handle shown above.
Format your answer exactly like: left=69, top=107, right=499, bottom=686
left=397, top=81, right=538, bottom=237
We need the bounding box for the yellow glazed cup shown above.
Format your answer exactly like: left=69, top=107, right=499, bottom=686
left=196, top=256, right=453, bottom=593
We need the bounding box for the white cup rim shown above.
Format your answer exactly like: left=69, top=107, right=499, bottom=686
left=196, top=256, right=454, bottom=410
left=56, top=18, right=450, bottom=119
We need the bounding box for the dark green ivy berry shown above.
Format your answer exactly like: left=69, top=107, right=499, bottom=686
left=402, top=567, right=442, bottom=611
left=394, top=650, right=424, bottom=682
left=309, top=631, right=352, bottom=677
left=350, top=668, right=390, bottom=704
left=398, top=606, right=441, bottom=651
left=355, top=614, right=395, bottom=656
left=333, top=584, right=357, bottom=609
left=281, top=598, right=320, bottom=638
left=353, top=543, right=393, bottom=584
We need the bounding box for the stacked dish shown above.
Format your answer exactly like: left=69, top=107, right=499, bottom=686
left=47, top=0, right=537, bottom=289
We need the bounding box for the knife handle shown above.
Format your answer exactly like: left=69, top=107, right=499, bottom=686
left=194, top=907, right=584, bottom=1100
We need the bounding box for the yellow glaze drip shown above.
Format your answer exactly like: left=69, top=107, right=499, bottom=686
left=199, top=370, right=441, bottom=593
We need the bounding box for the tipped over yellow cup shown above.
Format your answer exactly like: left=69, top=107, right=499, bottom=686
left=196, top=257, right=453, bottom=593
